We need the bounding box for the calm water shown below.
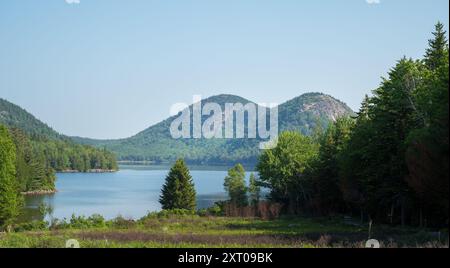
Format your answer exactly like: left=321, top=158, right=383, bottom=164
left=24, top=165, right=253, bottom=220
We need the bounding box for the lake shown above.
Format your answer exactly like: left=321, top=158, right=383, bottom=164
left=24, top=165, right=254, bottom=220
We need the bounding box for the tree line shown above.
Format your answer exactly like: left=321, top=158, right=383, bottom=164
left=159, top=23, right=448, bottom=227
left=257, top=23, right=449, bottom=227
left=32, top=138, right=118, bottom=172
left=0, top=124, right=118, bottom=230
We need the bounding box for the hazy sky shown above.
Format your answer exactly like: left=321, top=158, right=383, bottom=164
left=0, top=0, right=448, bottom=139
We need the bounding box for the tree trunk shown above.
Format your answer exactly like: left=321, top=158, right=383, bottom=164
left=390, top=204, right=394, bottom=225
left=419, top=206, right=423, bottom=228
left=401, top=202, right=405, bottom=227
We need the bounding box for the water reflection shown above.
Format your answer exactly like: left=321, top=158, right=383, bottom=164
left=22, top=167, right=254, bottom=221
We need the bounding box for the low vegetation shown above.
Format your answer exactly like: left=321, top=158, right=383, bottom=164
left=0, top=211, right=447, bottom=248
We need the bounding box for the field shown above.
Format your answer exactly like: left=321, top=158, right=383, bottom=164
left=0, top=213, right=448, bottom=248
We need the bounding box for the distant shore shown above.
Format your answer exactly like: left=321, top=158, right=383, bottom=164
left=21, top=189, right=57, bottom=196
left=58, top=169, right=118, bottom=173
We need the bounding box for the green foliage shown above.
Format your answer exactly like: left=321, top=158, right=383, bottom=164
left=339, top=58, right=425, bottom=224
left=0, top=99, right=63, bottom=140
left=424, top=22, right=449, bottom=71
left=9, top=128, right=56, bottom=192
left=0, top=125, right=23, bottom=230
left=13, top=220, right=48, bottom=232
left=159, top=159, right=197, bottom=211
left=3, top=215, right=446, bottom=248
left=141, top=209, right=198, bottom=220
left=57, top=214, right=107, bottom=229
left=404, top=22, right=449, bottom=225
left=248, top=173, right=261, bottom=206
left=253, top=23, right=448, bottom=227
left=338, top=23, right=449, bottom=226
left=257, top=131, right=318, bottom=213
left=309, top=117, right=355, bottom=214
left=0, top=98, right=118, bottom=176
left=31, top=139, right=118, bottom=172
left=224, top=164, right=248, bottom=207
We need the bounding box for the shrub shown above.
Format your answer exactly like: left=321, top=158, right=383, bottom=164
left=46, top=214, right=107, bottom=230
left=112, top=215, right=136, bottom=229
left=14, top=220, right=48, bottom=232
left=140, top=209, right=197, bottom=221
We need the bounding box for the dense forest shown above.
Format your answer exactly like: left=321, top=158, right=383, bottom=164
left=9, top=128, right=56, bottom=193
left=31, top=139, right=118, bottom=173
left=0, top=125, right=118, bottom=192
left=0, top=98, right=118, bottom=194
left=255, top=23, right=449, bottom=227
left=0, top=98, right=118, bottom=171
left=0, top=108, right=118, bottom=229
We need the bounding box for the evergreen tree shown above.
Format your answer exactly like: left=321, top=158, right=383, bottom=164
left=425, top=22, right=449, bottom=71
left=405, top=22, right=449, bottom=226
left=224, top=164, right=248, bottom=207
left=248, top=173, right=261, bottom=206
left=0, top=125, right=22, bottom=231
left=159, top=159, right=196, bottom=210
left=342, top=58, right=421, bottom=224
left=9, top=128, right=55, bottom=192
left=311, top=117, right=354, bottom=214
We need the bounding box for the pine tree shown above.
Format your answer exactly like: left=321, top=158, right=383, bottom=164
left=312, top=117, right=354, bottom=214
left=224, top=164, right=248, bottom=207
left=405, top=22, right=449, bottom=226
left=0, top=125, right=23, bottom=231
left=248, top=173, right=261, bottom=206
left=425, top=22, right=449, bottom=71
left=159, top=159, right=196, bottom=210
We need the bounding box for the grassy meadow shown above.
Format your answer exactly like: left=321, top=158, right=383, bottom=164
left=1, top=212, right=447, bottom=248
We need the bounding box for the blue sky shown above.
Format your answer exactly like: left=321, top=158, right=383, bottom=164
left=0, top=0, right=448, bottom=139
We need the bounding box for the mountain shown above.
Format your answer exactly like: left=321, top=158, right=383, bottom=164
left=0, top=98, right=118, bottom=173
left=0, top=98, right=64, bottom=140
left=279, top=93, right=355, bottom=135
left=73, top=93, right=354, bottom=165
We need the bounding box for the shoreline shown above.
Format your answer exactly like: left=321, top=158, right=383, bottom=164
left=58, top=169, right=118, bottom=174
left=21, top=189, right=58, bottom=196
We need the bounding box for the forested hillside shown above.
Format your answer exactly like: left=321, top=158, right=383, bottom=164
left=0, top=99, right=118, bottom=193
left=0, top=99, right=63, bottom=140
left=73, top=93, right=354, bottom=165
left=9, top=128, right=55, bottom=193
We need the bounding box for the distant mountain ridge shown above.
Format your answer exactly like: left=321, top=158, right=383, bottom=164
left=0, top=98, right=65, bottom=140
left=72, top=92, right=355, bottom=165
left=0, top=98, right=118, bottom=173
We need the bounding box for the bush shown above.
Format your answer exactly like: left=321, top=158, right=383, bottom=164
left=112, top=215, right=136, bottom=229
left=14, top=220, right=48, bottom=232
left=47, top=214, right=107, bottom=229
left=197, top=202, right=225, bottom=217
left=140, top=209, right=197, bottom=221
left=88, top=214, right=107, bottom=228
